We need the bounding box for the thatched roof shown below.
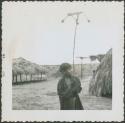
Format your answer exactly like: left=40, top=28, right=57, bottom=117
left=12, top=57, right=47, bottom=75
left=12, top=65, right=24, bottom=75
left=89, top=49, right=112, bottom=97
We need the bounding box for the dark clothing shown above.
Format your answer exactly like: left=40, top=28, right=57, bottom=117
left=75, top=95, right=83, bottom=110
left=57, top=75, right=83, bottom=110
left=59, top=96, right=76, bottom=110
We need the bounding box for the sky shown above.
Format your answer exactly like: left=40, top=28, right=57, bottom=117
left=2, top=1, right=123, bottom=65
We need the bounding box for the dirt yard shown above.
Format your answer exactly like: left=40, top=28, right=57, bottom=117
left=12, top=77, right=112, bottom=110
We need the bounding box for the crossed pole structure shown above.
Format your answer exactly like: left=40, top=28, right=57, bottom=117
left=76, top=56, right=88, bottom=79
left=61, top=11, right=90, bottom=75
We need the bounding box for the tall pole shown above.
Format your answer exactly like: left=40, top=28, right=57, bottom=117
left=73, top=14, right=79, bottom=74
left=81, top=58, right=83, bottom=79
left=61, top=11, right=90, bottom=75
left=61, top=12, right=82, bottom=75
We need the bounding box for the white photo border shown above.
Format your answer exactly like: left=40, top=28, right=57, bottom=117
left=1, top=1, right=124, bottom=122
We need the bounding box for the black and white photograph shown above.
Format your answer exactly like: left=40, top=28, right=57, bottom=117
left=1, top=1, right=124, bottom=122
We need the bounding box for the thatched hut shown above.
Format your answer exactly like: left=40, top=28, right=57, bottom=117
left=89, top=49, right=112, bottom=97
left=12, top=57, right=47, bottom=83
left=12, top=64, right=24, bottom=82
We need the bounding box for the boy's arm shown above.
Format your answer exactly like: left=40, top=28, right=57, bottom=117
left=71, top=77, right=82, bottom=93
left=57, top=79, right=74, bottom=98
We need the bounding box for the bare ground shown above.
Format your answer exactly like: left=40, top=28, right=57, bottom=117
left=12, top=77, right=112, bottom=110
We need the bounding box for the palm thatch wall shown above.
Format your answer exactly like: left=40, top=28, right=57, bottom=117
left=89, top=49, right=112, bottom=97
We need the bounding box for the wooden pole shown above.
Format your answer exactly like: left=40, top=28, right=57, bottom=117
left=73, top=15, right=79, bottom=75
left=16, top=75, right=17, bottom=83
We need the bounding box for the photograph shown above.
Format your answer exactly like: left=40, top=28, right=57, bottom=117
left=1, top=1, right=124, bottom=122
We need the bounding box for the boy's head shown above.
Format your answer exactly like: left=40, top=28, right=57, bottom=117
left=59, top=63, right=72, bottom=74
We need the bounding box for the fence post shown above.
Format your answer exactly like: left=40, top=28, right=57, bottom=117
left=16, top=74, right=17, bottom=83
left=26, top=74, right=27, bottom=81
left=20, top=73, right=22, bottom=82
left=41, top=72, right=42, bottom=80
left=30, top=74, right=32, bottom=81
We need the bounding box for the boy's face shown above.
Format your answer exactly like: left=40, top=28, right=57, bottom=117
left=62, top=68, right=72, bottom=76
left=67, top=68, right=72, bottom=74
